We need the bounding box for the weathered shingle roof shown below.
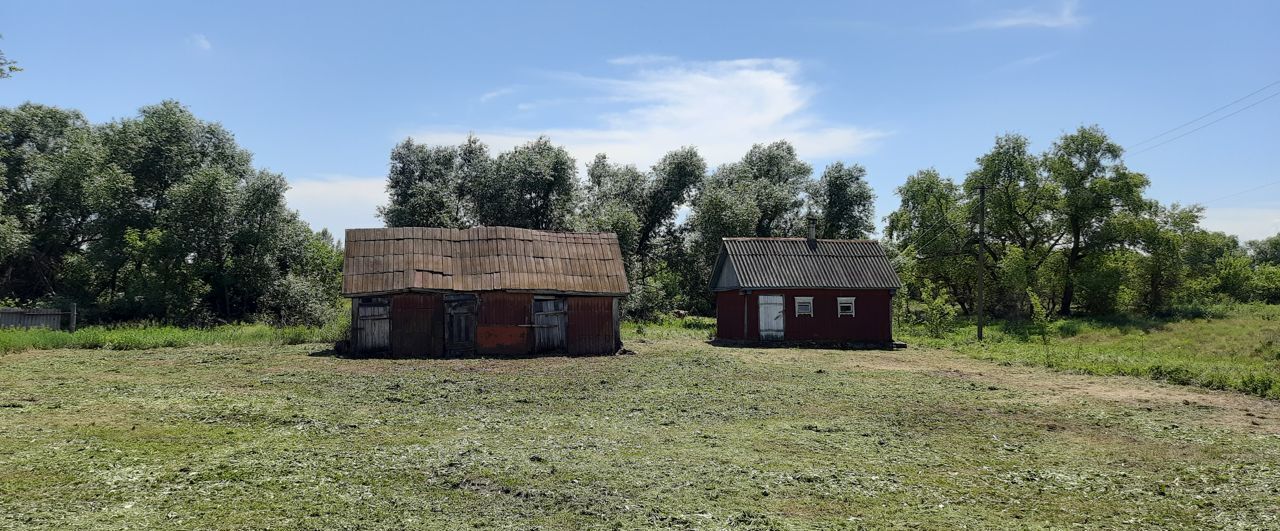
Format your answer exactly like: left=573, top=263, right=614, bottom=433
left=710, top=238, right=901, bottom=291
left=343, top=226, right=630, bottom=297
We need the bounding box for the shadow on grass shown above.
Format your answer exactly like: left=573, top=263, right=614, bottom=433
left=308, top=346, right=634, bottom=361
left=707, top=339, right=897, bottom=351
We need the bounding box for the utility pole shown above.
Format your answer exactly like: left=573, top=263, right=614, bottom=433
left=976, top=185, right=986, bottom=341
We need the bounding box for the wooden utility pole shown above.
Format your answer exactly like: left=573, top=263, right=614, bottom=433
left=976, top=185, right=986, bottom=341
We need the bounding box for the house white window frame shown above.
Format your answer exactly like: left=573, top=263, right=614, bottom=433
left=838, top=296, right=856, bottom=317
left=794, top=296, right=814, bottom=317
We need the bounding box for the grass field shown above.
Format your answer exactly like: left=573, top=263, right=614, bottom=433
left=903, top=303, right=1280, bottom=400
left=3, top=321, right=1279, bottom=528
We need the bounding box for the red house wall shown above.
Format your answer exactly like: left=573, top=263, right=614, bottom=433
left=714, top=289, right=894, bottom=344
left=566, top=296, right=618, bottom=355
left=388, top=291, right=618, bottom=357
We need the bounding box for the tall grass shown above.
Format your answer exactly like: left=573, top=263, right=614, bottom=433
left=899, top=303, right=1280, bottom=399
left=0, top=311, right=349, bottom=354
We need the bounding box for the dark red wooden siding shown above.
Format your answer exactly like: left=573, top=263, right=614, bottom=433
left=390, top=293, right=443, bottom=357
left=477, top=292, right=532, bottom=355
left=386, top=291, right=618, bottom=357
left=566, top=296, right=617, bottom=355
left=714, top=289, right=893, bottom=344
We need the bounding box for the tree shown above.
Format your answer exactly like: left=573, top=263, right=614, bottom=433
left=378, top=139, right=470, bottom=228
left=809, top=162, right=875, bottom=239
left=1248, top=233, right=1280, bottom=266
left=0, top=100, right=341, bottom=324
left=884, top=169, right=976, bottom=313
left=0, top=35, right=19, bottom=79
left=474, top=137, right=578, bottom=230
left=1044, top=126, right=1151, bottom=315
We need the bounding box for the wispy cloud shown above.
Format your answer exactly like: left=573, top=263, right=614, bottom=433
left=607, top=54, right=677, bottom=66
left=411, top=57, right=884, bottom=169
left=479, top=86, right=518, bottom=103
left=966, top=0, right=1085, bottom=30
left=186, top=33, right=212, bottom=51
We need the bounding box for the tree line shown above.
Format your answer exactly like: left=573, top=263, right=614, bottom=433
left=0, top=101, right=342, bottom=325
left=4, top=97, right=1277, bottom=327
left=385, top=128, right=1280, bottom=321
left=380, top=136, right=877, bottom=317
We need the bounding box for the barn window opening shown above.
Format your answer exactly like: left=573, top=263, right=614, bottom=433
left=838, top=297, right=856, bottom=317
left=795, top=297, right=814, bottom=317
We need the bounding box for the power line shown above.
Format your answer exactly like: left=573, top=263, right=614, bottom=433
left=1128, top=79, right=1280, bottom=149
left=1130, top=88, right=1280, bottom=156
left=1197, top=179, right=1280, bottom=206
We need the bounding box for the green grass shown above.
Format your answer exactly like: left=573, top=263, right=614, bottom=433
left=0, top=316, right=348, bottom=354
left=1, top=322, right=1278, bottom=528
left=901, top=303, right=1280, bottom=399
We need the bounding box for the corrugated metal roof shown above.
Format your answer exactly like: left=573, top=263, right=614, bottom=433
left=712, top=238, right=901, bottom=290
left=342, top=226, right=630, bottom=297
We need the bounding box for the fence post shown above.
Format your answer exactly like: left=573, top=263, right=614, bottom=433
left=69, top=303, right=77, bottom=333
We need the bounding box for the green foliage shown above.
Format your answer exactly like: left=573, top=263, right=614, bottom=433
left=1248, top=233, right=1280, bottom=265
left=0, top=322, right=343, bottom=353
left=1026, top=288, right=1050, bottom=345
left=0, top=101, right=341, bottom=325
left=920, top=282, right=958, bottom=338
left=809, top=161, right=875, bottom=239
left=0, top=35, right=18, bottom=79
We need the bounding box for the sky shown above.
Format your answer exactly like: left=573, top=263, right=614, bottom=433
left=2, top=0, right=1279, bottom=240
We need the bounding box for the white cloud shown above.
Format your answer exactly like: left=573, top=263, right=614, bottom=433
left=286, top=175, right=386, bottom=236
left=967, top=0, right=1085, bottom=30
left=411, top=57, right=884, bottom=169
left=479, top=86, right=517, bottom=102
left=1200, top=205, right=1280, bottom=242
left=187, top=33, right=212, bottom=51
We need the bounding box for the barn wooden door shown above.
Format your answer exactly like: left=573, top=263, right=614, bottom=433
left=758, top=295, right=784, bottom=340
left=355, top=297, right=390, bottom=353
left=533, top=297, right=567, bottom=353
left=444, top=294, right=477, bottom=357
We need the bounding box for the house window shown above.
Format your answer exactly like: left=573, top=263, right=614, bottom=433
left=795, top=297, right=814, bottom=317
left=838, top=297, right=856, bottom=317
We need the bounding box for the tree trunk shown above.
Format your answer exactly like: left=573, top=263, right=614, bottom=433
left=1059, top=233, right=1082, bottom=316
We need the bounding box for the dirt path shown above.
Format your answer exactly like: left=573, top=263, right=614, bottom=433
left=725, top=343, right=1280, bottom=435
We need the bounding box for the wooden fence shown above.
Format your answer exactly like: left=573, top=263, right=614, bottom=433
left=0, top=304, right=77, bottom=332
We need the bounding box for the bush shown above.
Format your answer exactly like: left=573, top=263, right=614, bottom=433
left=257, top=274, right=341, bottom=327
left=920, top=283, right=957, bottom=338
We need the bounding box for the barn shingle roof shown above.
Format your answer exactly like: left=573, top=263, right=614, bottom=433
left=710, top=238, right=901, bottom=291
left=342, top=227, right=630, bottom=297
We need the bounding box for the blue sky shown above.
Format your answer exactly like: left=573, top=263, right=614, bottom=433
left=3, top=0, right=1279, bottom=240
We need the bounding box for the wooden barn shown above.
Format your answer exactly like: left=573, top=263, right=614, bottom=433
left=342, top=226, right=629, bottom=357
left=708, top=227, right=902, bottom=346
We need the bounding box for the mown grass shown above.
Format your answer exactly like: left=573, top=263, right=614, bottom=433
left=901, top=303, right=1280, bottom=399
left=2, top=323, right=1276, bottom=528
left=0, top=314, right=349, bottom=354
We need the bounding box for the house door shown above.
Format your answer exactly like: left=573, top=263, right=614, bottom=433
left=758, top=295, right=784, bottom=340
left=355, top=297, right=390, bottom=353
left=444, top=294, right=477, bottom=357
left=533, top=297, right=567, bottom=353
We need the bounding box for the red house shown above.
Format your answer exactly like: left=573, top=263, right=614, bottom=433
left=708, top=231, right=901, bottom=346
